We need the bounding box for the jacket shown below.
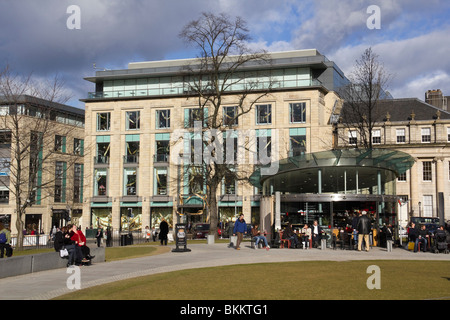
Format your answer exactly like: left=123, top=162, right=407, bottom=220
left=357, top=214, right=371, bottom=234
left=233, top=219, right=247, bottom=234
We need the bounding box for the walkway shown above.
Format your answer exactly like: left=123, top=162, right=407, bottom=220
left=1, top=243, right=449, bottom=300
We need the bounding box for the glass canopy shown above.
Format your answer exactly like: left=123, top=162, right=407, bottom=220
left=250, top=148, right=415, bottom=195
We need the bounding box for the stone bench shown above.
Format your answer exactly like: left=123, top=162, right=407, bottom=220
left=0, top=246, right=105, bottom=279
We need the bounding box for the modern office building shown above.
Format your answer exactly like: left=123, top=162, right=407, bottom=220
left=81, top=49, right=348, bottom=234
left=0, top=95, right=85, bottom=238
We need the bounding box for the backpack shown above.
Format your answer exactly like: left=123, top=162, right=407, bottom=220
left=0, top=232, right=7, bottom=244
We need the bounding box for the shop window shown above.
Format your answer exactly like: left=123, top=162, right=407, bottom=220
left=289, top=102, right=306, bottom=123
left=156, top=109, right=170, bottom=129
left=97, top=112, right=111, bottom=131
left=126, top=111, right=140, bottom=130
left=256, top=104, right=272, bottom=125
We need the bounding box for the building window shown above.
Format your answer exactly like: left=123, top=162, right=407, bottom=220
left=372, top=129, right=381, bottom=144
left=155, top=168, right=168, bottom=195
left=54, top=161, right=66, bottom=202
left=126, top=111, right=140, bottom=130
left=97, top=112, right=111, bottom=131
left=73, top=163, right=83, bottom=203
left=96, top=140, right=110, bottom=164
left=156, top=109, right=170, bottom=129
left=423, top=161, right=432, bottom=181
left=421, top=128, right=431, bottom=143
left=155, top=139, right=170, bottom=162
left=290, top=135, right=306, bottom=157
left=54, top=135, right=66, bottom=153
left=256, top=104, right=272, bottom=125
left=423, top=195, right=433, bottom=217
left=125, top=141, right=140, bottom=164
left=0, top=190, right=9, bottom=204
left=73, top=138, right=84, bottom=155
left=447, top=128, right=450, bottom=142
left=257, top=136, right=271, bottom=162
left=124, top=168, right=137, bottom=196
left=396, top=128, right=405, bottom=143
left=224, top=174, right=236, bottom=195
left=223, top=106, right=238, bottom=126
left=289, top=102, right=306, bottom=123
left=94, top=168, right=108, bottom=196
left=186, top=108, right=205, bottom=128
left=397, top=172, right=407, bottom=182
left=348, top=131, right=357, bottom=145
left=189, top=170, right=203, bottom=194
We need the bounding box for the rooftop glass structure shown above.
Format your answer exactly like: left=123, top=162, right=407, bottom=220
left=83, top=50, right=349, bottom=101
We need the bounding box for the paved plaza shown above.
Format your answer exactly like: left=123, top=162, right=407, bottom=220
left=1, top=243, right=449, bottom=300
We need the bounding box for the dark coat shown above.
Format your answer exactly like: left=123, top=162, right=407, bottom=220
left=357, top=214, right=371, bottom=234
left=159, top=220, right=169, bottom=239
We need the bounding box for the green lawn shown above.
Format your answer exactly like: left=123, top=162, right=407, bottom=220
left=55, top=260, right=450, bottom=300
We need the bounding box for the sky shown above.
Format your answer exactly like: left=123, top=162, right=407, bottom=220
left=0, top=0, right=449, bottom=109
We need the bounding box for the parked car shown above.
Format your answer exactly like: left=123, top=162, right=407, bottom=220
left=410, top=217, right=440, bottom=234
left=192, top=223, right=210, bottom=239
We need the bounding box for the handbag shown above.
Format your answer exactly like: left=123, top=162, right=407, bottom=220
left=60, top=248, right=69, bottom=258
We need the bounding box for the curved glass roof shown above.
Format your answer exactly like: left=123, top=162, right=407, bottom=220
left=249, top=148, right=415, bottom=189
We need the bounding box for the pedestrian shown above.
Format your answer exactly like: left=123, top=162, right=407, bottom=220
left=311, top=220, right=322, bottom=248
left=95, top=227, right=103, bottom=247
left=0, top=222, right=12, bottom=258
left=144, top=226, right=150, bottom=242
left=159, top=218, right=169, bottom=246
left=352, top=211, right=360, bottom=249
left=233, top=214, right=247, bottom=250
left=357, top=210, right=371, bottom=252
left=152, top=227, right=158, bottom=242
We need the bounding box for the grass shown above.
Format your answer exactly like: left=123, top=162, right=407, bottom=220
left=55, top=260, right=450, bottom=300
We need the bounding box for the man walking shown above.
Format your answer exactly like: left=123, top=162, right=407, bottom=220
left=357, top=210, right=371, bottom=252
left=233, top=214, right=247, bottom=250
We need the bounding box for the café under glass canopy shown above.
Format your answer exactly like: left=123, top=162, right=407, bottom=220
left=250, top=148, right=415, bottom=230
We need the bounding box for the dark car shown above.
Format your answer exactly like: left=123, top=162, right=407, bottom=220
left=411, top=217, right=440, bottom=234
left=192, top=223, right=210, bottom=239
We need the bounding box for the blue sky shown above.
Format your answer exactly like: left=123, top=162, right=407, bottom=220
left=1, top=0, right=449, bottom=109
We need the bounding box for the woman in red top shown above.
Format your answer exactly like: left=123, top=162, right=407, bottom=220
left=69, top=224, right=94, bottom=262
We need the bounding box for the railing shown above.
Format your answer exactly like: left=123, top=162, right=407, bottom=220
left=94, top=155, right=109, bottom=165
left=124, top=154, right=139, bottom=164
left=154, top=153, right=169, bottom=163
left=87, top=79, right=324, bottom=100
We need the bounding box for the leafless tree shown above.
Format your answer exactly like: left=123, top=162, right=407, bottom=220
left=336, top=47, right=392, bottom=149
left=0, top=65, right=83, bottom=250
left=178, top=12, right=275, bottom=237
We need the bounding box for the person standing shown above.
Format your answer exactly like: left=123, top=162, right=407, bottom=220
left=233, top=214, right=247, bottom=250
left=0, top=222, right=12, bottom=258
left=159, top=218, right=169, bottom=246
left=357, top=210, right=371, bottom=252
left=95, top=227, right=103, bottom=247
left=311, top=220, right=322, bottom=248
